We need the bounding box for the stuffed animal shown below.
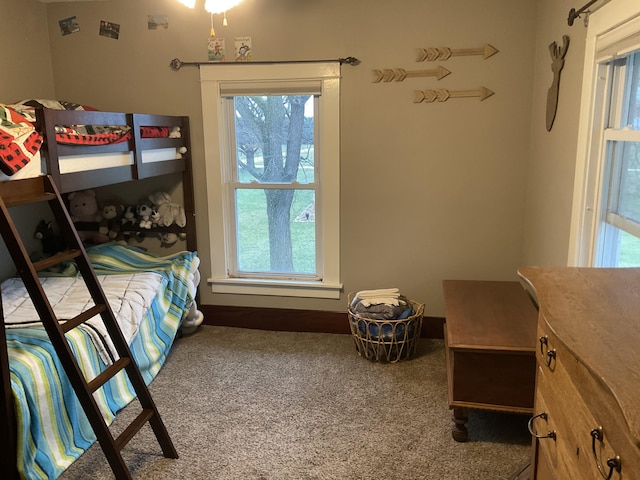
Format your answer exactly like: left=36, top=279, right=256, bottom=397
left=121, top=205, right=137, bottom=228
left=148, top=191, right=186, bottom=228
left=159, top=232, right=179, bottom=248
left=99, top=201, right=125, bottom=240
left=67, top=190, right=109, bottom=244
left=34, top=219, right=66, bottom=255
left=136, top=202, right=154, bottom=229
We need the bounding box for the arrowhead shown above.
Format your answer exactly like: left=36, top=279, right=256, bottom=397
left=484, top=44, right=499, bottom=59
left=413, top=90, right=426, bottom=103
left=416, top=48, right=428, bottom=62
left=382, top=69, right=395, bottom=82
left=423, top=90, right=438, bottom=103
left=425, top=48, right=439, bottom=61
left=372, top=70, right=384, bottom=83
left=479, top=87, right=495, bottom=100
left=436, top=66, right=451, bottom=80
left=438, top=47, right=452, bottom=61
left=436, top=89, right=450, bottom=102
left=394, top=68, right=407, bottom=81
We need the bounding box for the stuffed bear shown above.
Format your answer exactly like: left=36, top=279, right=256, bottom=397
left=67, top=190, right=109, bottom=244
left=99, top=201, right=125, bottom=240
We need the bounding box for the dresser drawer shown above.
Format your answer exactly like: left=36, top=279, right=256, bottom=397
left=535, top=325, right=632, bottom=479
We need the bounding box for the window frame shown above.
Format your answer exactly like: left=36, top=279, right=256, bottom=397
left=200, top=62, right=342, bottom=299
left=568, top=0, right=640, bottom=266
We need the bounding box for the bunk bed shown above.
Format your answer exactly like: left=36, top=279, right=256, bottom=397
left=0, top=100, right=200, bottom=479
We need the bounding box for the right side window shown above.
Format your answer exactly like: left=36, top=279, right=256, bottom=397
left=569, top=3, right=640, bottom=267
left=597, top=51, right=640, bottom=266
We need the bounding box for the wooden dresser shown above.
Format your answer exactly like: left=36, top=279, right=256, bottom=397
left=518, top=267, right=640, bottom=480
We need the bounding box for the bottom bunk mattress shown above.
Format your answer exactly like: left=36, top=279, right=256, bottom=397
left=1, top=243, right=199, bottom=479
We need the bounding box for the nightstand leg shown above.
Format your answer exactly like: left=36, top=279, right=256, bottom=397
left=451, top=407, right=469, bottom=442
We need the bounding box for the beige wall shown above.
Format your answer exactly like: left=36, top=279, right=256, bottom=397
left=0, top=0, right=56, bottom=279
left=522, top=0, right=587, bottom=267
left=4, top=0, right=570, bottom=318
left=3, top=0, right=56, bottom=100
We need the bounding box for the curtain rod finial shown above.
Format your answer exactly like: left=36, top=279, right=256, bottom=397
left=170, top=58, right=184, bottom=71
left=340, top=57, right=360, bottom=66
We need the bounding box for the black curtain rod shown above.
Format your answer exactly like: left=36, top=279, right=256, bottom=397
left=568, top=0, right=599, bottom=26
left=169, top=57, right=360, bottom=71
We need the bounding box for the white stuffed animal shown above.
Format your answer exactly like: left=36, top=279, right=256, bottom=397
left=148, top=192, right=186, bottom=228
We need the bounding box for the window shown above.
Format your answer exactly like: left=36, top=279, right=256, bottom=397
left=596, top=52, right=640, bottom=266
left=200, top=63, right=342, bottom=298
left=569, top=0, right=640, bottom=267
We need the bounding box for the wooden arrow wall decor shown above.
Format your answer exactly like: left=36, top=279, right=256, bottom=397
left=413, top=87, right=495, bottom=103
left=416, top=44, right=499, bottom=62
left=371, top=42, right=498, bottom=105
left=372, top=66, right=451, bottom=83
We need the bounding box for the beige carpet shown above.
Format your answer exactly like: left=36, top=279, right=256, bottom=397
left=60, top=326, right=531, bottom=480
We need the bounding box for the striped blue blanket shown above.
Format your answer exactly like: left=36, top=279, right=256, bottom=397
left=5, top=243, right=198, bottom=479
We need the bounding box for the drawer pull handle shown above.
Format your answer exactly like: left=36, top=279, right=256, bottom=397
left=527, top=412, right=556, bottom=440
left=545, top=348, right=556, bottom=368
left=539, top=335, right=548, bottom=355
left=539, top=336, right=556, bottom=368
left=590, top=427, right=622, bottom=479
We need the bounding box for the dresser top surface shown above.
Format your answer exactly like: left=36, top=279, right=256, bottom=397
left=518, top=266, right=640, bottom=441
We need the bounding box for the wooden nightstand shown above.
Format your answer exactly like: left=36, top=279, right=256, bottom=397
left=442, top=280, right=538, bottom=442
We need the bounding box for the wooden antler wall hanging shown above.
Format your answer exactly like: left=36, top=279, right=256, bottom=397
left=546, top=35, right=570, bottom=131
left=372, top=43, right=498, bottom=104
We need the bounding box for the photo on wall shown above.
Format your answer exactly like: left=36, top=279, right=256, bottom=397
left=59, top=16, right=80, bottom=36
left=148, top=15, right=169, bottom=30
left=99, top=20, right=120, bottom=40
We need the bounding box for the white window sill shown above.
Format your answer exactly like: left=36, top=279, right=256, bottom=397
left=207, top=277, right=343, bottom=299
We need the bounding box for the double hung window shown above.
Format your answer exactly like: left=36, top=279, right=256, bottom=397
left=200, top=63, right=342, bottom=298
left=570, top=1, right=640, bottom=267
left=597, top=51, right=640, bottom=266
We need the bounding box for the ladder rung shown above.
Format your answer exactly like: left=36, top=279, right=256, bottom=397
left=87, top=357, right=130, bottom=393
left=61, top=304, right=107, bottom=334
left=3, top=192, right=57, bottom=207
left=114, top=408, right=155, bottom=452
left=32, top=249, right=82, bottom=272
left=0, top=176, right=56, bottom=207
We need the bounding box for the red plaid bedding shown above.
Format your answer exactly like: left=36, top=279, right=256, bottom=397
left=0, top=105, right=43, bottom=176
left=1, top=100, right=180, bottom=165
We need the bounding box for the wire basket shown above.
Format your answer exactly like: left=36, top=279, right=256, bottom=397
left=347, top=292, right=424, bottom=363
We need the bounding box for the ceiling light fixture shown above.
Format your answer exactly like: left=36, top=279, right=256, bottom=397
left=178, top=0, right=243, bottom=36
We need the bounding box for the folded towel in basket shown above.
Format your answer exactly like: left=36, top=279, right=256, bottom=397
left=355, top=288, right=400, bottom=298
left=354, top=288, right=401, bottom=307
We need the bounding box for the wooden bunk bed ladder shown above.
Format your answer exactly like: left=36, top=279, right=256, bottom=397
left=0, top=175, right=178, bottom=480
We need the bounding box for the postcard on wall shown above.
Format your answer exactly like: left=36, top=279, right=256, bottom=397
left=208, top=37, right=226, bottom=62
left=234, top=37, right=252, bottom=62
left=59, top=16, right=80, bottom=36
left=99, top=20, right=120, bottom=40
left=147, top=15, right=169, bottom=30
